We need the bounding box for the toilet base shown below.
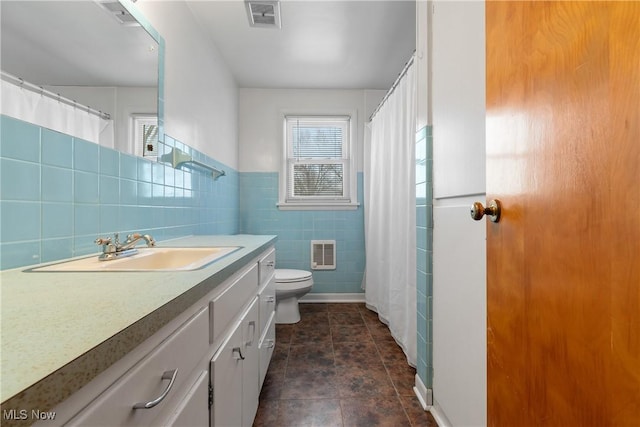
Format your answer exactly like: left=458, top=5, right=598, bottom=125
left=275, top=296, right=301, bottom=324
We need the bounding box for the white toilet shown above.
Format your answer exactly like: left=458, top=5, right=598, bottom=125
left=274, top=269, right=313, bottom=324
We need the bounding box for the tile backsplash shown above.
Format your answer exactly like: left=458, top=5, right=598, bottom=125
left=0, top=115, right=238, bottom=270
left=239, top=172, right=366, bottom=294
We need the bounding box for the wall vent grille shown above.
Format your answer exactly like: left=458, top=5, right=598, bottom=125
left=311, top=240, right=336, bottom=270
left=245, top=1, right=281, bottom=28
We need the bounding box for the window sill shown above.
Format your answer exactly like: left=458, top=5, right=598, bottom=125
left=276, top=202, right=360, bottom=211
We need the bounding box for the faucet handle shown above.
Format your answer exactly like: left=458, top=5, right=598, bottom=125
left=127, top=233, right=141, bottom=242
left=95, top=236, right=112, bottom=246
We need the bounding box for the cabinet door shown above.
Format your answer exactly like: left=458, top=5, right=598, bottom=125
left=258, top=313, right=276, bottom=390
left=431, top=1, right=487, bottom=425
left=211, top=325, right=243, bottom=427
left=242, top=299, right=259, bottom=427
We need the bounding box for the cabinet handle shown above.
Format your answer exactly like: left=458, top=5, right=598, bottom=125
left=265, top=261, right=275, bottom=267
left=265, top=296, right=275, bottom=303
left=232, top=347, right=245, bottom=360
left=246, top=321, right=256, bottom=347
left=260, top=340, right=276, bottom=348
left=133, top=369, right=178, bottom=409
left=260, top=340, right=276, bottom=349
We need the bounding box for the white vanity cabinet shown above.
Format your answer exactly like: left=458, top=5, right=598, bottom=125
left=41, top=243, right=276, bottom=427
left=205, top=246, right=276, bottom=427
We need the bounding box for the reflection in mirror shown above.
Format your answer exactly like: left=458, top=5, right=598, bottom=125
left=0, top=0, right=161, bottom=157
left=133, top=114, right=160, bottom=157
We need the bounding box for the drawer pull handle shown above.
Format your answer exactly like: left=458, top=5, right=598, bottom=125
left=265, top=261, right=275, bottom=267
left=265, top=296, right=275, bottom=303
left=260, top=340, right=274, bottom=349
left=246, top=321, right=256, bottom=347
left=133, top=369, right=178, bottom=409
left=233, top=347, right=245, bottom=360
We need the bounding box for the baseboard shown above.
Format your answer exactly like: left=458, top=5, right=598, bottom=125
left=299, top=293, right=366, bottom=303
left=430, top=398, right=454, bottom=427
left=413, top=374, right=433, bottom=410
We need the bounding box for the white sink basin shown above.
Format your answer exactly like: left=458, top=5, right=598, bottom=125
left=30, top=247, right=242, bottom=272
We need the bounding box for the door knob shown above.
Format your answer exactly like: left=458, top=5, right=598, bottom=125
left=470, top=199, right=502, bottom=223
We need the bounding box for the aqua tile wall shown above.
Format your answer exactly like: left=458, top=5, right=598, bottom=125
left=0, top=115, right=238, bottom=270
left=416, top=125, right=433, bottom=388
left=239, top=172, right=365, bottom=294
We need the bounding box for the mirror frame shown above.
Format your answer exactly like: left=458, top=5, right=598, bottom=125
left=120, top=0, right=165, bottom=146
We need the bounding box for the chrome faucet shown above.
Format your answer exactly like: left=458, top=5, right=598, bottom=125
left=95, top=232, right=155, bottom=261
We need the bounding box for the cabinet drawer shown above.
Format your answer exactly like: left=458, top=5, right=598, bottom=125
left=163, top=370, right=208, bottom=427
left=258, top=248, right=275, bottom=287
left=258, top=313, right=276, bottom=390
left=68, top=307, right=209, bottom=427
left=210, top=262, right=258, bottom=344
left=258, top=275, right=276, bottom=336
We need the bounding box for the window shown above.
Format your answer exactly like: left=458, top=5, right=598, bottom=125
left=131, top=114, right=159, bottom=158
left=279, top=115, right=358, bottom=210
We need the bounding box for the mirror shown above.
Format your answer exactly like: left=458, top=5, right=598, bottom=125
left=0, top=0, right=164, bottom=156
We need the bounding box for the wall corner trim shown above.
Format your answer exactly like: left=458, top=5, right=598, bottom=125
left=413, top=374, right=432, bottom=410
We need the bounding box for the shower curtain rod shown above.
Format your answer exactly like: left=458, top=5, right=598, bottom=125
left=1, top=71, right=111, bottom=120
left=368, top=51, right=416, bottom=122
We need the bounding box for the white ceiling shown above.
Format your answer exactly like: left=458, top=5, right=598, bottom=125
left=186, top=0, right=416, bottom=90
left=1, top=0, right=415, bottom=91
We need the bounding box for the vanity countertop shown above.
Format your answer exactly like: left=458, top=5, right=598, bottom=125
left=0, top=234, right=277, bottom=409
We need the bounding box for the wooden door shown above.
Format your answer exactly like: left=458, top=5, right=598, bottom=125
left=486, top=2, right=640, bottom=426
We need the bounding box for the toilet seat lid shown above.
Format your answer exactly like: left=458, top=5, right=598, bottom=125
left=275, top=269, right=312, bottom=283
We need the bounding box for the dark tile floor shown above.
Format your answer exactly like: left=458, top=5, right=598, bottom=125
left=253, top=303, right=438, bottom=427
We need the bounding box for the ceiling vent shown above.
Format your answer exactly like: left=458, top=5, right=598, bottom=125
left=95, top=1, right=141, bottom=26
left=245, top=1, right=281, bottom=29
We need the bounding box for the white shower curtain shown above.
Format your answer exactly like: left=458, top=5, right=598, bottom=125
left=0, top=79, right=113, bottom=146
left=364, top=62, right=417, bottom=366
